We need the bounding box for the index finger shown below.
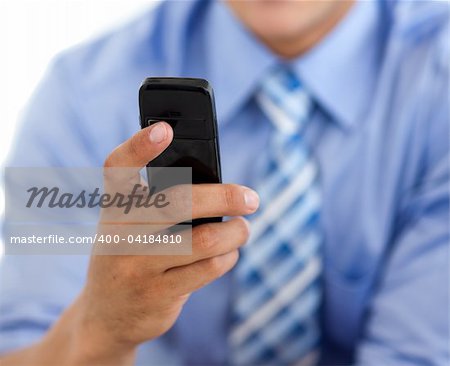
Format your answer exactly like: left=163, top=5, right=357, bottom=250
left=192, top=184, right=260, bottom=219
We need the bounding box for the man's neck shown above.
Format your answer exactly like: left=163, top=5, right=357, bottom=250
left=261, top=1, right=355, bottom=59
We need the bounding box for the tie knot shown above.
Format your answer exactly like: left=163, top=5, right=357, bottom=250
left=257, top=66, right=312, bottom=135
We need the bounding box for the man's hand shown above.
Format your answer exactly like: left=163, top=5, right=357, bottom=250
left=74, top=122, right=259, bottom=362
left=0, top=121, right=257, bottom=366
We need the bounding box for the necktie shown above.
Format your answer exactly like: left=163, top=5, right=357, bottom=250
left=229, top=66, right=323, bottom=366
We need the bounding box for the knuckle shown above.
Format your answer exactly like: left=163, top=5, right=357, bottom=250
left=195, top=224, right=218, bottom=252
left=128, top=134, right=142, bottom=160
left=103, top=152, right=116, bottom=169
left=165, top=185, right=190, bottom=218
left=205, top=255, right=225, bottom=276
left=205, top=251, right=239, bottom=278
left=223, top=251, right=239, bottom=274
left=229, top=249, right=240, bottom=267
left=222, top=184, right=241, bottom=210
left=233, top=218, right=250, bottom=243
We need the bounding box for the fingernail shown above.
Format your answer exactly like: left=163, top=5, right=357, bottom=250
left=244, top=189, right=259, bottom=211
left=149, top=123, right=167, bottom=144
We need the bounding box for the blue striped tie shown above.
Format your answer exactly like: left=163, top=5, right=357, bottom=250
left=230, top=66, right=323, bottom=366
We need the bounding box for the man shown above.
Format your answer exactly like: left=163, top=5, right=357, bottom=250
left=0, top=0, right=448, bottom=365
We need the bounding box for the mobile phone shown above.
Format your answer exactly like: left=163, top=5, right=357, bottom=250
left=139, top=77, right=222, bottom=225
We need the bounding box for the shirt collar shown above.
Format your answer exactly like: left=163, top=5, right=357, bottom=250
left=204, top=1, right=277, bottom=125
left=292, top=0, right=384, bottom=129
left=187, top=0, right=383, bottom=129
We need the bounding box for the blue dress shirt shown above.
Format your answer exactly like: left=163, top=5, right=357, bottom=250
left=1, top=0, right=449, bottom=365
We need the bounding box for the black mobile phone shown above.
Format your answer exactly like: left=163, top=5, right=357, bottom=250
left=139, top=77, right=222, bottom=225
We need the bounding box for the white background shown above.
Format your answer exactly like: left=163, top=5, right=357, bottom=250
left=0, top=0, right=159, bottom=256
